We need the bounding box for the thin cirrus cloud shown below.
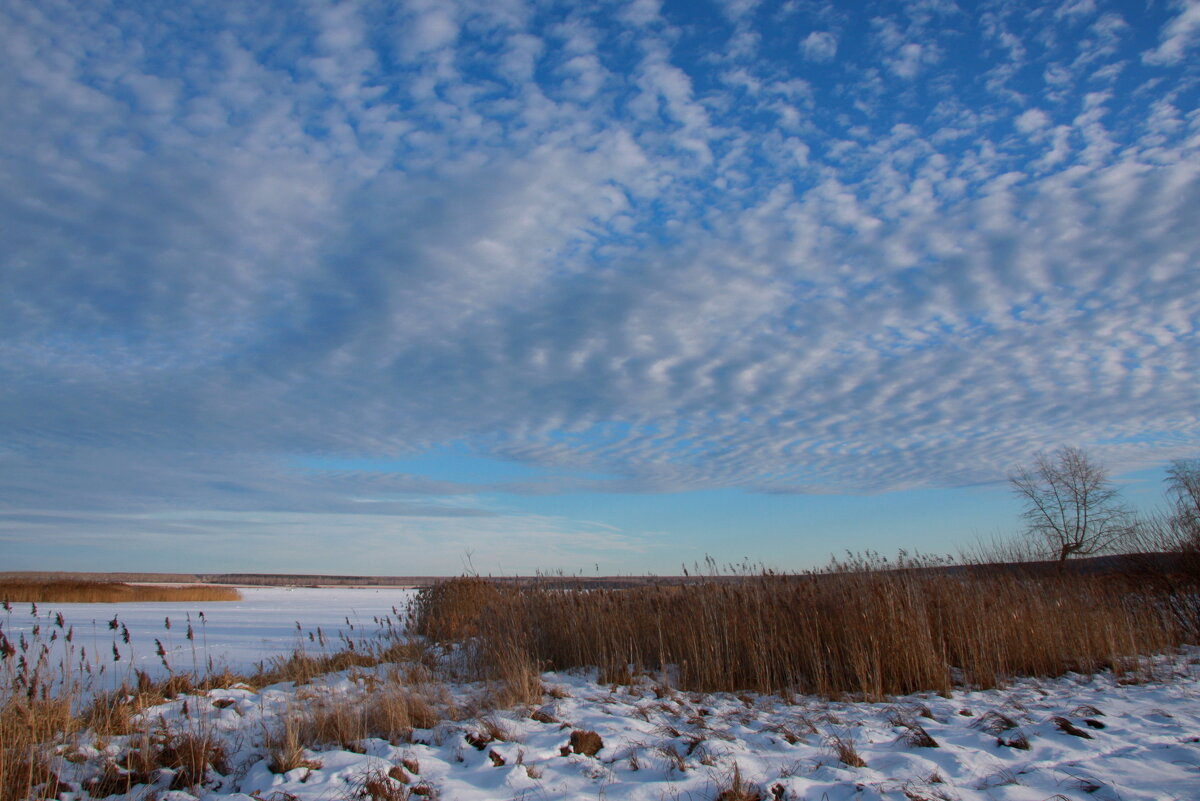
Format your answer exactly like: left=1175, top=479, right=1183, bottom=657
left=0, top=0, right=1197, bottom=569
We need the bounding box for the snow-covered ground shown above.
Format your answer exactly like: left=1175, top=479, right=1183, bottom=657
left=51, top=651, right=1200, bottom=801
left=2, top=587, right=416, bottom=685
left=9, top=588, right=1200, bottom=799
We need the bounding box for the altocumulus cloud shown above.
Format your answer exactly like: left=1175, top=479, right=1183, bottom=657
left=0, top=0, right=1198, bottom=565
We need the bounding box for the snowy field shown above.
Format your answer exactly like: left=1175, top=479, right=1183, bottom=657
left=8, top=587, right=1200, bottom=800
left=1, top=586, right=416, bottom=683
left=52, top=651, right=1200, bottom=801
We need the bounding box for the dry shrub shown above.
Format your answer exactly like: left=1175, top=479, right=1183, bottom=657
left=825, top=731, right=866, bottom=768
left=530, top=707, right=558, bottom=724
left=266, top=711, right=324, bottom=774
left=355, top=766, right=410, bottom=801
left=361, top=691, right=419, bottom=744
left=898, top=722, right=938, bottom=748
left=464, top=731, right=492, bottom=751
left=1, top=696, right=77, bottom=742
left=477, top=715, right=511, bottom=743
left=84, top=683, right=166, bottom=738
left=997, top=730, right=1030, bottom=750
left=86, top=760, right=157, bottom=798
left=408, top=577, right=510, bottom=641
left=715, top=763, right=764, bottom=801
left=654, top=743, right=686, bottom=773
left=901, top=782, right=956, bottom=801
left=1, top=755, right=64, bottom=801
left=160, top=674, right=197, bottom=699
left=0, top=697, right=77, bottom=801
left=161, top=732, right=227, bottom=789
left=485, top=641, right=542, bottom=708
left=408, top=781, right=436, bottom=798
left=0, top=580, right=240, bottom=604
left=267, top=683, right=455, bottom=763
left=254, top=648, right=381, bottom=687
left=409, top=563, right=1185, bottom=699
left=1050, top=716, right=1093, bottom=739
left=970, top=711, right=1017, bottom=735
left=296, top=700, right=369, bottom=753
left=568, top=729, right=603, bottom=757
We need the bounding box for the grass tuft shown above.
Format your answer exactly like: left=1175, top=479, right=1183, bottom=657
left=714, top=763, right=764, bottom=801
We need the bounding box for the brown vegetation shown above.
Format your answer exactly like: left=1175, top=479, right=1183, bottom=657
left=714, top=763, right=764, bottom=801
left=0, top=610, right=445, bottom=801
left=0, top=580, right=241, bottom=604
left=568, top=729, right=603, bottom=757
left=4, top=525, right=1200, bottom=801
left=410, top=560, right=1191, bottom=699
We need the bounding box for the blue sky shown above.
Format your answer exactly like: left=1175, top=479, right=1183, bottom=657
left=1, top=0, right=1198, bottom=575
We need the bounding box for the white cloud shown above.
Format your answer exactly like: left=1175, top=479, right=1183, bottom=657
left=1143, top=0, right=1200, bottom=65
left=403, top=4, right=459, bottom=56
left=714, top=0, right=761, bottom=21
left=620, top=0, right=662, bottom=28
left=0, top=0, right=1197, bottom=545
left=1055, top=0, right=1096, bottom=21
left=871, top=17, right=939, bottom=79
left=1015, top=107, right=1050, bottom=133
left=801, top=31, right=837, bottom=61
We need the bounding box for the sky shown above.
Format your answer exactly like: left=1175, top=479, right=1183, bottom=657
left=1, top=0, right=1198, bottom=576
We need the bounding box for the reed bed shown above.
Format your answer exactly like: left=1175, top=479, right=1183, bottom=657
left=409, top=566, right=1191, bottom=699
left=0, top=599, right=434, bottom=801
left=2, top=559, right=1195, bottom=800
left=0, top=581, right=241, bottom=604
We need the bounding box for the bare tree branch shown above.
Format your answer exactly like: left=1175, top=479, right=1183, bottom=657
left=1009, top=446, right=1134, bottom=569
left=1166, top=459, right=1200, bottom=540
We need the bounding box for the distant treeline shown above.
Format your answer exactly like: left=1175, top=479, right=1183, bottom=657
left=3, top=553, right=1188, bottom=591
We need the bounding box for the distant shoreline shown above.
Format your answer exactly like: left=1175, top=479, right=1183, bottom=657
left=3, top=553, right=1174, bottom=589
left=0, top=571, right=688, bottom=589
left=0, top=571, right=440, bottom=588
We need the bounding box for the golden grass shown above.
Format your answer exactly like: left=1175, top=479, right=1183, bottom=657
left=1, top=642, right=450, bottom=800
left=0, top=697, right=77, bottom=801
left=0, top=580, right=241, bottom=604
left=0, top=591, right=453, bottom=801
left=2, top=551, right=1195, bottom=801
left=410, top=565, right=1189, bottom=699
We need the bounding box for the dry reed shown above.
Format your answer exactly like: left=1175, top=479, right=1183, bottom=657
left=0, top=595, right=426, bottom=801
left=0, top=580, right=241, bottom=604
left=410, top=564, right=1189, bottom=700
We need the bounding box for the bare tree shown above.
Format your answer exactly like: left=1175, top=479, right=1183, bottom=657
left=1166, top=459, right=1200, bottom=540
left=1009, top=446, right=1134, bottom=570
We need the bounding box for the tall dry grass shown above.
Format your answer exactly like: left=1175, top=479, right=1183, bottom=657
left=0, top=599, right=445, bottom=801
left=0, top=580, right=241, bottom=604
left=410, top=562, right=1190, bottom=700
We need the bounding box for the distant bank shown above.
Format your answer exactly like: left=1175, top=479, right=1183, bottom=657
left=0, top=571, right=682, bottom=589
left=0, top=571, right=440, bottom=588
left=4, top=554, right=1175, bottom=590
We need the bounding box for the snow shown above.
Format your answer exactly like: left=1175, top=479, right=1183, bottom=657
left=51, top=656, right=1200, bottom=800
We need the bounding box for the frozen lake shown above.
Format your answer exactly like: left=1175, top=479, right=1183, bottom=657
left=1, top=586, right=417, bottom=686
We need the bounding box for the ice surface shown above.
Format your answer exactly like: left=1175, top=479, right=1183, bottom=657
left=1, top=586, right=416, bottom=685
